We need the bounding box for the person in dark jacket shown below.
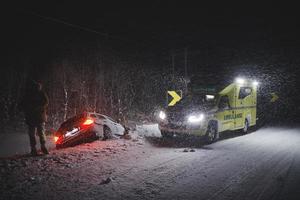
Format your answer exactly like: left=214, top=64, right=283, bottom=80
left=19, top=80, right=49, bottom=155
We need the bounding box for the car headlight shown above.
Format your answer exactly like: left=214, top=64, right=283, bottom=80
left=188, top=113, right=205, bottom=123
left=159, top=111, right=166, bottom=120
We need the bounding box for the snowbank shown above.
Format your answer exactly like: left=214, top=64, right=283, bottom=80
left=135, top=123, right=161, bottom=137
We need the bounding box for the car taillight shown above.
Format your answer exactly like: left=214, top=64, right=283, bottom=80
left=82, top=118, right=94, bottom=126
left=54, top=136, right=59, bottom=143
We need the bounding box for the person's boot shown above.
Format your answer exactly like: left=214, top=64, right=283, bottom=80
left=41, top=145, right=49, bottom=155
left=31, top=147, right=38, bottom=156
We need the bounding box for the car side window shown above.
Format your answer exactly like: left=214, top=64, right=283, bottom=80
left=218, top=95, right=230, bottom=110
left=239, top=87, right=252, bottom=99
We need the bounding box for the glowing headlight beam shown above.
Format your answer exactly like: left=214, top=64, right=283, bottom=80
left=235, top=77, right=245, bottom=84
left=252, top=80, right=259, bottom=86
left=188, top=114, right=204, bottom=123
left=159, top=111, right=166, bottom=120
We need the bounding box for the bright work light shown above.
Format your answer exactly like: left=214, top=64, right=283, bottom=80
left=235, top=77, right=245, bottom=84
left=206, top=95, right=215, bottom=100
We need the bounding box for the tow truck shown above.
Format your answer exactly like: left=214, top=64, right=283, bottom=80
left=158, top=77, right=258, bottom=143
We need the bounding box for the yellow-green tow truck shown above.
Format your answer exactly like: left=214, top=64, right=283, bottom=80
left=158, top=78, right=258, bottom=143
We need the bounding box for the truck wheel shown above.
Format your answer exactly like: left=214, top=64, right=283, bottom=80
left=242, top=119, right=249, bottom=134
left=205, top=124, right=218, bottom=144
left=161, top=131, right=173, bottom=138
left=103, top=126, right=112, bottom=140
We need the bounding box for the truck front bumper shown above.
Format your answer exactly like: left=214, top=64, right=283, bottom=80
left=158, top=122, right=208, bottom=136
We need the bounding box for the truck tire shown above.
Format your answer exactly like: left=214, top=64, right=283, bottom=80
left=205, top=123, right=218, bottom=144
left=242, top=119, right=249, bottom=134
left=161, top=130, right=173, bottom=138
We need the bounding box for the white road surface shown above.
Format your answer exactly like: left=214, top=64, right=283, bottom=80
left=1, top=126, right=300, bottom=200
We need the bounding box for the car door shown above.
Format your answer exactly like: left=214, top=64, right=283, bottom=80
left=216, top=95, right=235, bottom=132
left=89, top=114, right=104, bottom=137
left=105, top=117, right=119, bottom=134
left=114, top=123, right=125, bottom=135
left=109, top=119, right=125, bottom=135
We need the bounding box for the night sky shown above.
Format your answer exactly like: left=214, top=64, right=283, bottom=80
left=2, top=2, right=300, bottom=122
left=4, top=2, right=300, bottom=56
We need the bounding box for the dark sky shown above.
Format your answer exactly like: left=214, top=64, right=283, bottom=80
left=1, top=2, right=300, bottom=108
left=4, top=2, right=300, bottom=49
left=2, top=1, right=300, bottom=73
left=0, top=2, right=299, bottom=124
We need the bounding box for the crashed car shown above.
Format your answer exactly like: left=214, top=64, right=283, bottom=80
left=54, top=112, right=125, bottom=148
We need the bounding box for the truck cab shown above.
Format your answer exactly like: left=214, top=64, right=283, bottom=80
left=158, top=78, right=258, bottom=143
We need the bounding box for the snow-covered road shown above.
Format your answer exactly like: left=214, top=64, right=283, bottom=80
left=0, top=132, right=55, bottom=158
left=1, top=127, right=300, bottom=200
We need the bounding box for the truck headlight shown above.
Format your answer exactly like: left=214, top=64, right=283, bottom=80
left=188, top=114, right=205, bottom=123
left=252, top=80, right=259, bottom=86
left=159, top=111, right=166, bottom=120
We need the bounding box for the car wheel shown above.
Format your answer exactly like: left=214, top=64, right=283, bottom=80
left=205, top=124, right=218, bottom=144
left=103, top=126, right=112, bottom=140
left=242, top=119, right=249, bottom=134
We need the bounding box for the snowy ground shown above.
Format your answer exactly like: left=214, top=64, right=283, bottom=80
left=0, top=132, right=55, bottom=158
left=1, top=125, right=300, bottom=200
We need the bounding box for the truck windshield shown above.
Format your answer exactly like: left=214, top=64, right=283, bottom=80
left=177, top=94, right=216, bottom=108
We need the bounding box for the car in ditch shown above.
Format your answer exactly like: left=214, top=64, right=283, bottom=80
left=54, top=112, right=126, bottom=148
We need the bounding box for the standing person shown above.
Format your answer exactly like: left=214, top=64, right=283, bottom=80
left=19, top=80, right=49, bottom=155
